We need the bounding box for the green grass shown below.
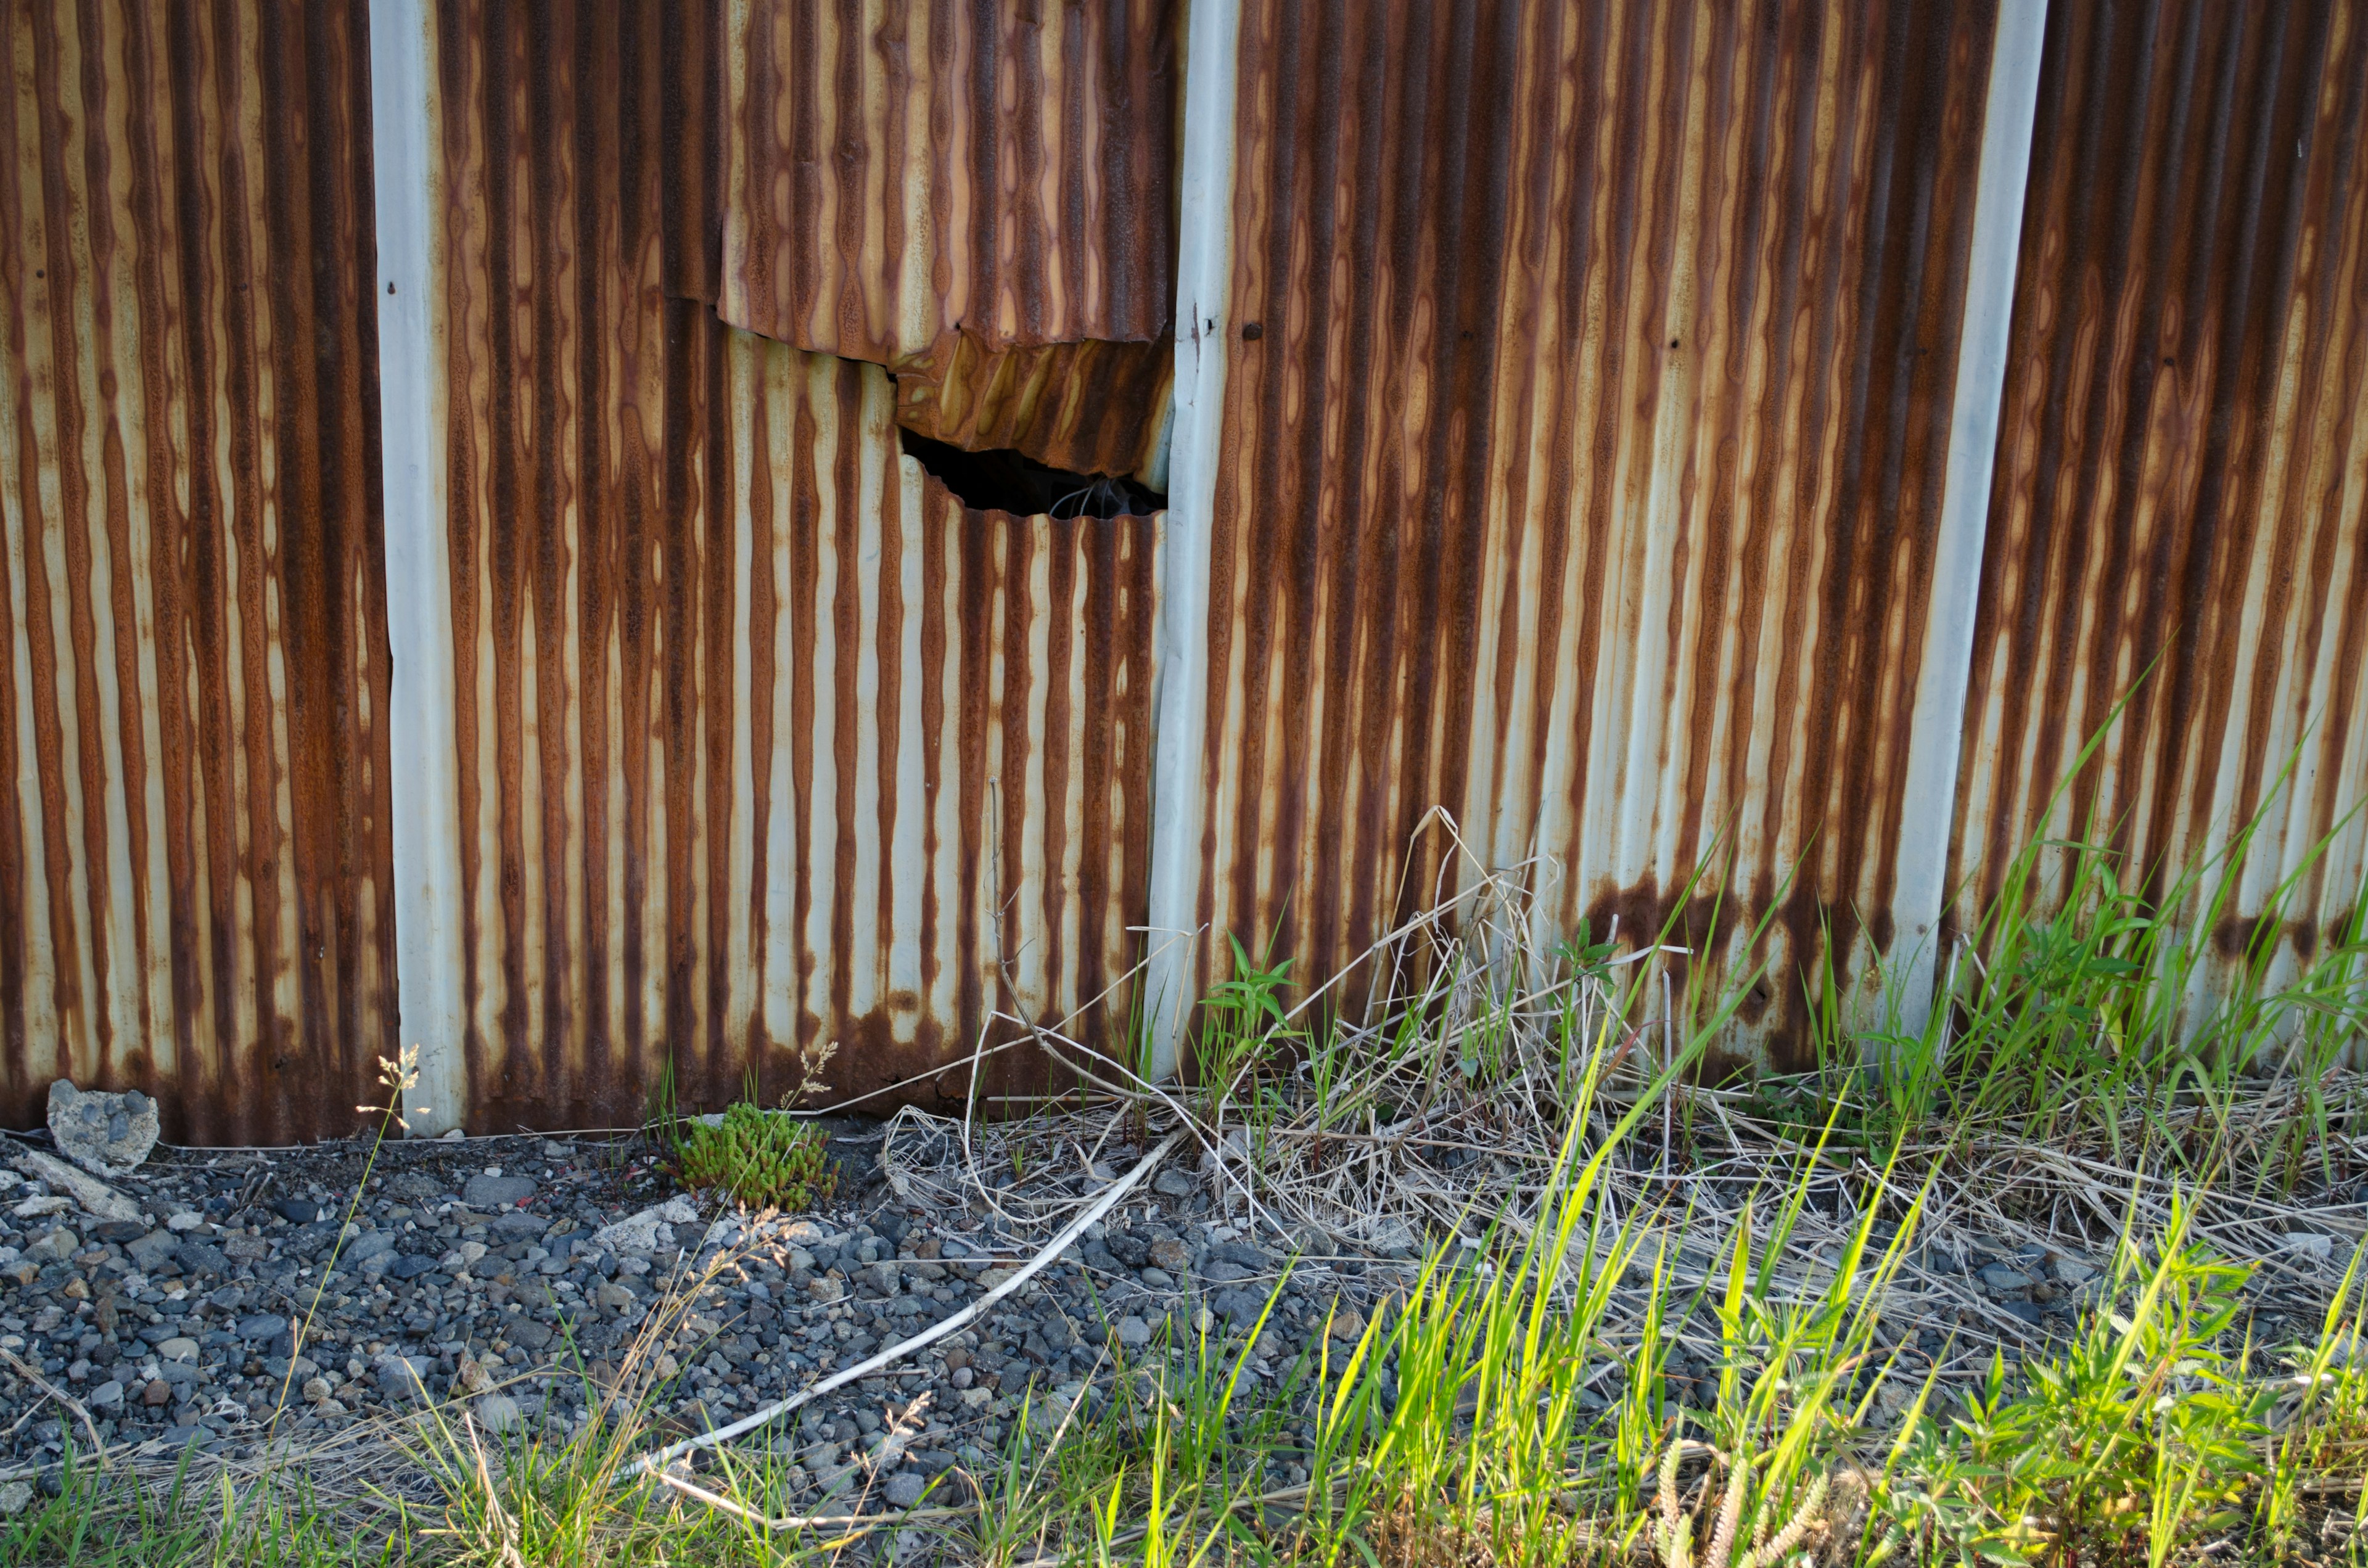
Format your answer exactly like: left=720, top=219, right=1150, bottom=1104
left=0, top=1448, right=413, bottom=1566
left=2, top=731, right=2362, bottom=1565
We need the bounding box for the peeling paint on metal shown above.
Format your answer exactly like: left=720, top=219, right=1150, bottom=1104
left=0, top=0, right=395, bottom=1142
left=1947, top=0, right=2368, bottom=1018
left=422, top=0, right=1161, bottom=1128
left=1188, top=0, right=2000, bottom=1073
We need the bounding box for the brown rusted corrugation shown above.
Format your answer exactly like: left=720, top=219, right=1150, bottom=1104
left=1948, top=0, right=2368, bottom=1003
left=1194, top=0, right=1999, bottom=1071
left=894, top=331, right=1174, bottom=477
left=430, top=1, right=1159, bottom=1128
left=712, top=0, right=1177, bottom=364
left=0, top=1, right=396, bottom=1142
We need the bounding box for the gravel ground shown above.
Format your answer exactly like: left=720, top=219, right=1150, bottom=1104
left=0, top=1114, right=2200, bottom=1522
left=0, top=1123, right=1428, bottom=1512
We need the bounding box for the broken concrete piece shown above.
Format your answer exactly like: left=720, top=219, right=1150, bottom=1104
left=46, top=1080, right=158, bottom=1176
left=11, top=1148, right=143, bottom=1225
left=594, top=1194, right=701, bottom=1255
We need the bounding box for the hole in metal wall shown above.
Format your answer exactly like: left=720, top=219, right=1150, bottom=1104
left=898, top=427, right=1165, bottom=520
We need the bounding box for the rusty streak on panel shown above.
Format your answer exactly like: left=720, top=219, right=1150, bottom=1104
left=712, top=0, right=1178, bottom=366
left=0, top=1, right=395, bottom=1142
left=1193, top=0, right=1999, bottom=1073
left=1949, top=0, right=2368, bottom=1003
left=430, top=1, right=1159, bottom=1128
left=894, top=330, right=1174, bottom=478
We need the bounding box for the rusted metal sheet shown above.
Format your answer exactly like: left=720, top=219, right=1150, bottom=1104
left=0, top=1, right=395, bottom=1142
left=712, top=0, right=1178, bottom=364
left=426, top=0, right=1160, bottom=1129
left=1948, top=0, right=2368, bottom=1011
left=894, top=330, right=1174, bottom=480
left=1187, top=0, right=2000, bottom=1072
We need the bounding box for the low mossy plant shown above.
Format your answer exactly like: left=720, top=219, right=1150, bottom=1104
left=672, top=1102, right=837, bottom=1211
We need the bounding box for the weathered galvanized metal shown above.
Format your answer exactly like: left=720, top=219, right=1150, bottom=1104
left=8, top=0, right=2363, bottom=1142
left=894, top=332, right=1174, bottom=480
left=1174, top=0, right=2004, bottom=1072
left=711, top=0, right=1177, bottom=365
left=1947, top=0, right=2368, bottom=1006
left=704, top=1, right=1180, bottom=478
left=0, top=0, right=395, bottom=1143
left=397, top=0, right=1162, bottom=1130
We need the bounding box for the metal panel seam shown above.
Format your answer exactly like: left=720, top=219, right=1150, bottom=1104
left=1891, top=0, right=2050, bottom=1035
left=370, top=0, right=466, bottom=1135
left=1143, top=0, right=1242, bottom=1082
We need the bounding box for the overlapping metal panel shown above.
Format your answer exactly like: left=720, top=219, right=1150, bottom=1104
left=1947, top=0, right=2368, bottom=1001
left=0, top=1, right=394, bottom=1143
left=1188, top=0, right=1999, bottom=1070
left=425, top=0, right=1160, bottom=1130
left=894, top=331, right=1173, bottom=480
left=712, top=0, right=1177, bottom=364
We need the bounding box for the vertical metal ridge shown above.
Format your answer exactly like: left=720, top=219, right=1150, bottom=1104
left=893, top=332, right=1175, bottom=478
left=4, top=0, right=395, bottom=1142
left=1144, top=0, right=1244, bottom=1080
left=713, top=0, right=1177, bottom=365
left=1190, top=0, right=1999, bottom=1071
left=373, top=0, right=467, bottom=1134
left=1891, top=0, right=2050, bottom=1035
left=1948, top=0, right=2368, bottom=1027
left=414, top=1, right=1162, bottom=1127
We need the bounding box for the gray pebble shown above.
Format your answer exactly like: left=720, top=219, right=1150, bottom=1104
left=464, top=1175, right=538, bottom=1209
left=882, top=1470, right=926, bottom=1509
left=376, top=1358, right=431, bottom=1403
left=342, top=1231, right=397, bottom=1263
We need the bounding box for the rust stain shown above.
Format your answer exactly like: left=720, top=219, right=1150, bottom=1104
left=1193, top=0, right=1998, bottom=1071
left=894, top=330, right=1173, bottom=479
left=429, top=0, right=1161, bottom=1129
left=0, top=0, right=395, bottom=1142
left=1947, top=0, right=2368, bottom=1001
left=712, top=0, right=1178, bottom=364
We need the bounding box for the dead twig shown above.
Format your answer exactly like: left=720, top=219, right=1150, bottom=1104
left=0, top=1347, right=107, bottom=1467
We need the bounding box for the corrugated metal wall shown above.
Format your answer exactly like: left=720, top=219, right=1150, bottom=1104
left=4, top=0, right=2361, bottom=1139
left=710, top=0, right=1175, bottom=363
left=707, top=0, right=1178, bottom=480
left=423, top=0, right=1161, bottom=1129
left=893, top=334, right=1173, bottom=480
left=1947, top=0, right=2368, bottom=997
left=0, top=0, right=395, bottom=1143
left=1190, top=0, right=2000, bottom=1069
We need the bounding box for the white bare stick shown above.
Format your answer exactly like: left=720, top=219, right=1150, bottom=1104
left=625, top=1132, right=1182, bottom=1479
left=652, top=1467, right=976, bottom=1532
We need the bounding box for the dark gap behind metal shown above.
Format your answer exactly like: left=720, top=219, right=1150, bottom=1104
left=897, top=426, right=1166, bottom=519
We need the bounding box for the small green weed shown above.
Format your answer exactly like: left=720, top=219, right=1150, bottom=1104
left=673, top=1103, right=837, bottom=1210
left=1875, top=1196, right=2275, bottom=1566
